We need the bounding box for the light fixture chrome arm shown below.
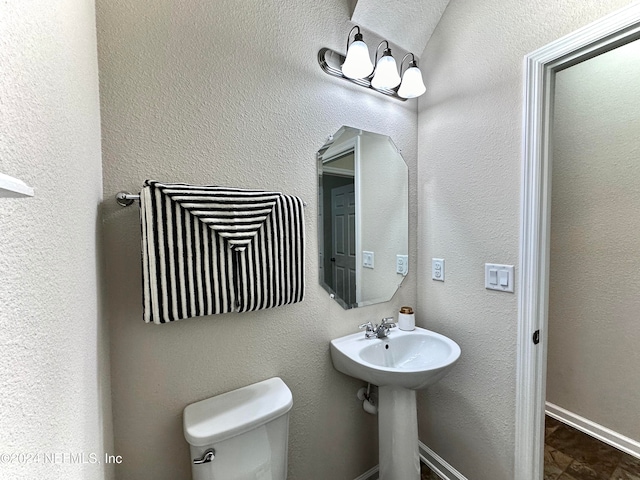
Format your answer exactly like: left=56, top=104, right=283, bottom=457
left=399, top=53, right=416, bottom=76
left=346, top=26, right=361, bottom=56
left=373, top=40, right=390, bottom=69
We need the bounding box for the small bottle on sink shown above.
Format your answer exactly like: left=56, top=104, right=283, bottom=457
left=397, top=306, right=415, bottom=331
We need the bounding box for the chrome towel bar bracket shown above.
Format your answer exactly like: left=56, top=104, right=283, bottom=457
left=115, top=191, right=140, bottom=207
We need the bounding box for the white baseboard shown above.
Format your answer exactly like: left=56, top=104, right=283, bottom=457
left=353, top=464, right=378, bottom=480
left=546, top=402, right=640, bottom=459
left=353, top=443, right=468, bottom=480
left=419, top=441, right=468, bottom=480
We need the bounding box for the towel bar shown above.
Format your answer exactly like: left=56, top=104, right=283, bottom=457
left=115, top=191, right=306, bottom=207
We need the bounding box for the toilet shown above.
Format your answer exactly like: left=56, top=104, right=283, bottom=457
left=183, top=377, right=293, bottom=480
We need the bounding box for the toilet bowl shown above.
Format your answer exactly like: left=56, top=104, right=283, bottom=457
left=183, top=377, right=293, bottom=480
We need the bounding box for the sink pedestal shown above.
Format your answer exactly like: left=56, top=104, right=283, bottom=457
left=378, top=386, right=420, bottom=480
left=330, top=327, right=461, bottom=479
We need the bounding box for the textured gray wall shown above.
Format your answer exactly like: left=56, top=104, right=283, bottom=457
left=416, top=1, right=633, bottom=478
left=0, top=1, right=112, bottom=479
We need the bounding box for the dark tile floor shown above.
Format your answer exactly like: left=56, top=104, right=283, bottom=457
left=545, top=415, right=640, bottom=480
left=420, top=462, right=441, bottom=479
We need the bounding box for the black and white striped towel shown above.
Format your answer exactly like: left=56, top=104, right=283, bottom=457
left=140, top=180, right=305, bottom=324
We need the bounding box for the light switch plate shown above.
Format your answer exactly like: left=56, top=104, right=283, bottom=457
left=363, top=251, right=374, bottom=269
left=485, top=263, right=514, bottom=292
left=432, top=258, right=445, bottom=282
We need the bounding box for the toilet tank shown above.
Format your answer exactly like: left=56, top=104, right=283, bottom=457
left=183, top=377, right=293, bottom=480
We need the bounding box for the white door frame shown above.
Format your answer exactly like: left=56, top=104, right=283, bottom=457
left=515, top=3, right=640, bottom=479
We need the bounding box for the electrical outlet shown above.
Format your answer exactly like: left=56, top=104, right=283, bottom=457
left=432, top=258, right=445, bottom=281
left=396, top=255, right=408, bottom=275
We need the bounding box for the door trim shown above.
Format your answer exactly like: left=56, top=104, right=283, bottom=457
left=515, top=3, right=640, bottom=479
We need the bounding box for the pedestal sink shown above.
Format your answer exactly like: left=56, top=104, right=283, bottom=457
left=330, top=327, right=461, bottom=480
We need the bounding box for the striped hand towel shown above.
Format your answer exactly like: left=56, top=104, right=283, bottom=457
left=140, top=181, right=305, bottom=323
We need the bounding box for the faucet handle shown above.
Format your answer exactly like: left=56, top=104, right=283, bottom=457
left=380, top=317, right=396, bottom=327
left=359, top=321, right=378, bottom=338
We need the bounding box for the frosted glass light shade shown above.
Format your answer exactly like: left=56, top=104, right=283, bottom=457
left=371, top=55, right=401, bottom=90
left=341, top=40, right=373, bottom=79
left=398, top=66, right=426, bottom=98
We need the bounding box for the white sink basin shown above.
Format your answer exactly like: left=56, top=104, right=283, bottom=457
left=330, top=327, right=461, bottom=390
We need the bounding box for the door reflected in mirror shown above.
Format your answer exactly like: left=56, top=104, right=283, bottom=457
left=317, top=126, right=409, bottom=309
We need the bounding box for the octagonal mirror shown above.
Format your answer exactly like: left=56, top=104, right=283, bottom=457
left=317, top=126, right=409, bottom=309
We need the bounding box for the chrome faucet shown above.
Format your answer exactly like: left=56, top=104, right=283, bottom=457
left=359, top=317, right=396, bottom=339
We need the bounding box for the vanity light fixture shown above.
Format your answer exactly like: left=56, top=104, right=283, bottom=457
left=397, top=53, right=426, bottom=99
left=341, top=26, right=374, bottom=79
left=317, top=25, right=426, bottom=101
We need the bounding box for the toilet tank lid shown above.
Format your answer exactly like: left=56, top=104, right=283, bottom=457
left=183, top=377, right=293, bottom=447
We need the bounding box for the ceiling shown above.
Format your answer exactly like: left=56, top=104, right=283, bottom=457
left=351, top=0, right=451, bottom=57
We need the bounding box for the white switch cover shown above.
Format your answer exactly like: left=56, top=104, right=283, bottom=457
left=432, top=258, right=445, bottom=282
left=363, top=251, right=374, bottom=269
left=485, top=264, right=514, bottom=292
left=396, top=255, right=408, bottom=275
